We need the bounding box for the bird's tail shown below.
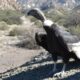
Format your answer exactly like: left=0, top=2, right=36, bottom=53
left=72, top=42, right=80, bottom=59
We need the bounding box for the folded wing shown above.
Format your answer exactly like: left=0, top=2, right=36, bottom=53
left=53, top=24, right=80, bottom=59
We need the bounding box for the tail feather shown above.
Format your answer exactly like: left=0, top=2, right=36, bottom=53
left=72, top=42, right=80, bottom=59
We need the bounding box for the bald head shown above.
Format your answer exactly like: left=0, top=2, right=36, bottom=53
left=27, top=8, right=46, bottom=22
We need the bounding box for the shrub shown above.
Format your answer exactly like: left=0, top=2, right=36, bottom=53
left=9, top=26, right=27, bottom=36
left=28, top=16, right=42, bottom=28
left=45, top=10, right=66, bottom=23
left=15, top=36, right=40, bottom=49
left=68, top=25, right=80, bottom=35
left=57, top=18, right=66, bottom=26
left=0, top=21, right=9, bottom=30
left=0, top=10, right=23, bottom=25
left=9, top=25, right=40, bottom=49
left=63, top=12, right=80, bottom=27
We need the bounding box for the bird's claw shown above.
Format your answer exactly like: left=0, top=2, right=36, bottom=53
left=53, top=72, right=65, bottom=78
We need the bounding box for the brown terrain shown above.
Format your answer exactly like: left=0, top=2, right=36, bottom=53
left=0, top=0, right=79, bottom=80
left=0, top=0, right=21, bottom=10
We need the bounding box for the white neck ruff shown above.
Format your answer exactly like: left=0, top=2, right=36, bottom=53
left=43, top=20, right=53, bottom=26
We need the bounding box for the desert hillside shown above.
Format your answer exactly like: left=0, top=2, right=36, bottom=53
left=0, top=0, right=21, bottom=10
left=0, top=0, right=79, bottom=80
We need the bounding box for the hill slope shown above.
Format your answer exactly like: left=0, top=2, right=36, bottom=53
left=0, top=0, right=21, bottom=10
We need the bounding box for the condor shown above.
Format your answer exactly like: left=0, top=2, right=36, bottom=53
left=28, top=8, right=80, bottom=77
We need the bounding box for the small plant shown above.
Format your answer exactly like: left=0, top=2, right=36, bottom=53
left=0, top=21, right=9, bottom=30
left=0, top=10, right=23, bottom=25
left=28, top=16, right=42, bottom=28
left=9, top=25, right=40, bottom=49
left=9, top=26, right=25, bottom=36
left=63, top=12, right=80, bottom=27
left=9, top=26, right=34, bottom=36
left=69, top=25, right=80, bottom=34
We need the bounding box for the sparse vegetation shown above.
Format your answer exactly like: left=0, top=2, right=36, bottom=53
left=68, top=25, right=80, bottom=36
left=63, top=12, right=80, bottom=27
left=28, top=16, right=43, bottom=28
left=0, top=10, right=23, bottom=25
left=9, top=26, right=28, bottom=36
left=0, top=21, right=9, bottom=30
left=45, top=9, right=66, bottom=22
left=8, top=25, right=40, bottom=49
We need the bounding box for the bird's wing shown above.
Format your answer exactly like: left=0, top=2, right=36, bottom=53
left=53, top=24, right=80, bottom=59
left=55, top=24, right=79, bottom=43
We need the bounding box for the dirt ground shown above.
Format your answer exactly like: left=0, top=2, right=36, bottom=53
left=0, top=17, right=80, bottom=80
left=0, top=46, right=80, bottom=80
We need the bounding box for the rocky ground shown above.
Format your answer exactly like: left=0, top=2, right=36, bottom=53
left=0, top=17, right=80, bottom=80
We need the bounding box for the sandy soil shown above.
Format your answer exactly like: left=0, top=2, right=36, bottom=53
left=0, top=48, right=80, bottom=80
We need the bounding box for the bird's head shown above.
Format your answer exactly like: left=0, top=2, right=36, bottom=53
left=27, top=8, right=46, bottom=22
left=28, top=8, right=54, bottom=30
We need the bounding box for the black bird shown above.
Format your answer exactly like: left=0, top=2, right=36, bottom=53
left=28, top=8, right=80, bottom=77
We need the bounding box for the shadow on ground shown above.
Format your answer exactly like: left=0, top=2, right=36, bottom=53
left=4, top=59, right=80, bottom=80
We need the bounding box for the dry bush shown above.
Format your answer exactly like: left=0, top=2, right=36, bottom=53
left=0, top=21, right=9, bottom=30
left=9, top=26, right=28, bottom=36
left=16, top=36, right=40, bottom=49
left=0, top=10, right=22, bottom=25
left=64, top=12, right=80, bottom=27
left=9, top=25, right=41, bottom=49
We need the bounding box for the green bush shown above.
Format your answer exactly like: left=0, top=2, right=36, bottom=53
left=0, top=10, right=23, bottom=25
left=9, top=26, right=24, bottom=36
left=45, top=9, right=66, bottom=23
left=57, top=18, right=66, bottom=26
left=68, top=25, right=80, bottom=34
left=0, top=21, right=9, bottom=30
left=9, top=26, right=33, bottom=36
left=63, top=12, right=80, bottom=27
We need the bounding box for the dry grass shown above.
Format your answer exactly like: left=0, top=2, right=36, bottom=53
left=0, top=21, right=9, bottom=30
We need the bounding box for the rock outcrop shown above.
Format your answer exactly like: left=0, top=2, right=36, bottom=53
left=0, top=0, right=21, bottom=10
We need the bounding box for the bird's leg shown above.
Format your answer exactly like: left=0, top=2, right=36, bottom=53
left=48, top=61, right=57, bottom=77
left=52, top=54, right=58, bottom=72
left=53, top=61, right=57, bottom=72
left=61, top=63, right=66, bottom=76
left=48, top=54, right=57, bottom=76
left=53, top=63, right=66, bottom=78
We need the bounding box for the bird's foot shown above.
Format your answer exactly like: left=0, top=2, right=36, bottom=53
left=53, top=71, right=66, bottom=78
